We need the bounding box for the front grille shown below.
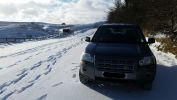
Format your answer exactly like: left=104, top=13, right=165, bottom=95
left=95, top=56, right=136, bottom=73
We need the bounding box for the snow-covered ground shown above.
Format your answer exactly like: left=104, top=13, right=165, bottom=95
left=0, top=28, right=177, bottom=100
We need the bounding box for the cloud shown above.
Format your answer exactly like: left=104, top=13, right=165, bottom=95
left=0, top=0, right=114, bottom=24
left=0, top=4, right=18, bottom=16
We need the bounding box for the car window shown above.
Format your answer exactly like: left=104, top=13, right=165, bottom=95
left=92, top=26, right=146, bottom=43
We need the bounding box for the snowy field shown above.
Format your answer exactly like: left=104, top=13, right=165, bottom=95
left=0, top=29, right=177, bottom=100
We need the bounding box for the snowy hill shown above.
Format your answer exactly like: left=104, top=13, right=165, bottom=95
left=0, top=22, right=62, bottom=39
left=0, top=21, right=105, bottom=40
left=0, top=28, right=177, bottom=100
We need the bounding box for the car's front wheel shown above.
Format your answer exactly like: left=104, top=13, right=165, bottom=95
left=79, top=70, right=90, bottom=84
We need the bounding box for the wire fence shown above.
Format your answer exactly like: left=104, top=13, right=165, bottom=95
left=0, top=32, right=76, bottom=43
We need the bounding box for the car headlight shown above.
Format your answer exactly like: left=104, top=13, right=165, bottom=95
left=81, top=53, right=94, bottom=63
left=139, top=56, right=155, bottom=66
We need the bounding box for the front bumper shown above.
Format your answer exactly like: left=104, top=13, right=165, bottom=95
left=80, top=61, right=156, bottom=83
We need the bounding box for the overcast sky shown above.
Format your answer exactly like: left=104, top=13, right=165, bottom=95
left=0, top=0, right=115, bottom=24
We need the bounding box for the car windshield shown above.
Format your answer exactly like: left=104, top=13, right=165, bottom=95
left=92, top=26, right=146, bottom=44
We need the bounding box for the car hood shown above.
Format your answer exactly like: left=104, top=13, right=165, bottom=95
left=85, top=43, right=152, bottom=57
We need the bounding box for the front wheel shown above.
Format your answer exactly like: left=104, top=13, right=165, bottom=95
left=79, top=70, right=90, bottom=84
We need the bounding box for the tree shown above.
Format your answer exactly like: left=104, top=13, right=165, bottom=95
left=107, top=0, right=177, bottom=36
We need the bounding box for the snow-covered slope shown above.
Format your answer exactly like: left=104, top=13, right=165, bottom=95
left=0, top=22, right=59, bottom=38
left=0, top=21, right=104, bottom=40
left=0, top=28, right=177, bottom=100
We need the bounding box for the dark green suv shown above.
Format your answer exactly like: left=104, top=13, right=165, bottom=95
left=79, top=24, right=156, bottom=90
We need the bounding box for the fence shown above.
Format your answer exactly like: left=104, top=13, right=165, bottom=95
left=0, top=38, right=27, bottom=43
left=0, top=34, right=68, bottom=43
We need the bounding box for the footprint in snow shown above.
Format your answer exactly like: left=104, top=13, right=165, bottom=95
left=36, top=94, right=47, bottom=100
left=35, top=52, right=41, bottom=56
left=72, top=63, right=78, bottom=65
left=7, top=63, right=17, bottom=68
left=72, top=74, right=76, bottom=78
left=52, top=60, right=56, bottom=65
left=52, top=82, right=63, bottom=87
left=47, top=56, right=56, bottom=62
left=71, top=68, right=77, bottom=71
left=18, top=83, right=34, bottom=93
left=2, top=91, right=16, bottom=100
left=0, top=89, right=6, bottom=94
left=75, top=65, right=80, bottom=68
left=57, top=54, right=62, bottom=58
left=16, top=69, right=27, bottom=76
left=18, top=60, right=22, bottom=63
left=31, top=61, right=43, bottom=70
left=44, top=68, right=52, bottom=75
left=24, top=56, right=32, bottom=61
left=45, top=65, right=50, bottom=70
left=28, top=75, right=41, bottom=83
left=13, top=73, right=28, bottom=84
left=7, top=60, right=21, bottom=68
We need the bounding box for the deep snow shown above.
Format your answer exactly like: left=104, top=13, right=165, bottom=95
left=0, top=28, right=177, bottom=100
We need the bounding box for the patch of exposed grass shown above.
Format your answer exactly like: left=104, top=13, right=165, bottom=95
left=156, top=37, right=177, bottom=58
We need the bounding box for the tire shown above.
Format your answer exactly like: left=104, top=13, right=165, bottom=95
left=141, top=82, right=153, bottom=91
left=79, top=70, right=90, bottom=84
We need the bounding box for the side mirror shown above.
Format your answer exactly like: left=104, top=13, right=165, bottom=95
left=148, top=38, right=155, bottom=44
left=85, top=37, right=91, bottom=42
